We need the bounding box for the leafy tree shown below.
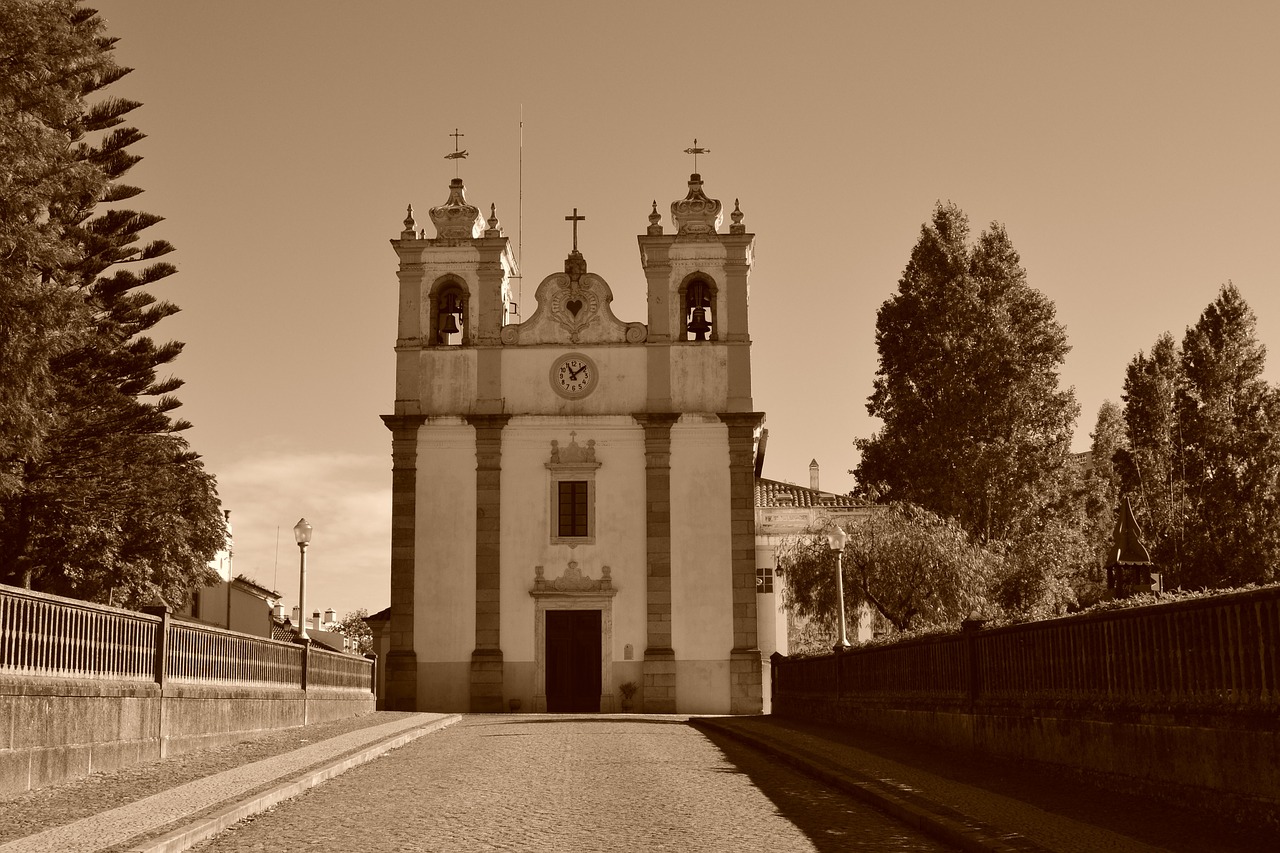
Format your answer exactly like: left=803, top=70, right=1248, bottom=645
left=333, top=608, right=373, bottom=655
left=776, top=504, right=996, bottom=635
left=1115, top=332, right=1186, bottom=576
left=1175, top=284, right=1280, bottom=587
left=854, top=203, right=1078, bottom=542
left=1117, top=285, right=1280, bottom=589
left=989, top=519, right=1094, bottom=619
left=0, top=1, right=223, bottom=606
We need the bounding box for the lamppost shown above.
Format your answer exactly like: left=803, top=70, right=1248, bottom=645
left=294, top=518, right=313, bottom=640
left=825, top=524, right=852, bottom=652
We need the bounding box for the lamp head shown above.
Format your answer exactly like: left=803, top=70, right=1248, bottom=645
left=824, top=525, right=848, bottom=552
left=293, top=517, right=313, bottom=546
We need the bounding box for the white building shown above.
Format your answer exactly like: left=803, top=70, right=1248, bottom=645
left=382, top=170, right=762, bottom=714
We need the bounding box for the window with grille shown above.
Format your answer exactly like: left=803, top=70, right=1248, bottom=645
left=756, top=565, right=774, bottom=594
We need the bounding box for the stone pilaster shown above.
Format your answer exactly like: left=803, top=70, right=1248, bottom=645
left=467, top=413, right=511, bottom=712
left=633, top=412, right=681, bottom=713
left=719, top=412, right=765, bottom=714
left=380, top=414, right=426, bottom=711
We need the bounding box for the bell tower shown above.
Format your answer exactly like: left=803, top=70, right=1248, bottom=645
left=382, top=177, right=516, bottom=711
left=637, top=173, right=754, bottom=413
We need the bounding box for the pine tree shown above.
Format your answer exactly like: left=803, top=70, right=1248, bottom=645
left=854, top=202, right=1078, bottom=542
left=0, top=1, right=223, bottom=606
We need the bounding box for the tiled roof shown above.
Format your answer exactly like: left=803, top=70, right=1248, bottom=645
left=755, top=478, right=861, bottom=508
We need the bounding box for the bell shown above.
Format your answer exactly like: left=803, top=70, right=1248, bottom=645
left=441, top=310, right=460, bottom=335
left=687, top=306, right=711, bottom=341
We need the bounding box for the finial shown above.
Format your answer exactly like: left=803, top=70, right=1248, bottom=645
left=647, top=200, right=663, bottom=235
left=485, top=203, right=503, bottom=237
left=402, top=204, right=417, bottom=237
left=730, top=198, right=745, bottom=234
left=683, top=137, right=710, bottom=172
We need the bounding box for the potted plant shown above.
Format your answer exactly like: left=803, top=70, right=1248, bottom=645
left=618, top=681, right=638, bottom=712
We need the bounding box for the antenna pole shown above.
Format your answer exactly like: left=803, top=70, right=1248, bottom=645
left=518, top=106, right=524, bottom=311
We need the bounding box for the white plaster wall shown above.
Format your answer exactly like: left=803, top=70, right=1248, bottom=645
left=669, top=416, right=733, bottom=662
left=499, top=347, right=648, bottom=415
left=417, top=348, right=476, bottom=414
left=415, top=419, right=476, bottom=662
left=497, top=417, right=647, bottom=666
left=669, top=346, right=729, bottom=412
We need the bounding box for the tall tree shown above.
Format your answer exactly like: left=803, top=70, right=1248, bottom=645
left=1175, top=284, right=1280, bottom=587
left=0, top=1, right=223, bottom=606
left=1115, top=332, right=1186, bottom=577
left=854, top=203, right=1078, bottom=542
left=1117, top=286, right=1280, bottom=589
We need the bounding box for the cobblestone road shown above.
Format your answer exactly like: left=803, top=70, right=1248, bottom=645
left=192, top=716, right=955, bottom=853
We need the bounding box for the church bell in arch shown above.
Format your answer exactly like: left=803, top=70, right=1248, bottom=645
left=439, top=291, right=462, bottom=336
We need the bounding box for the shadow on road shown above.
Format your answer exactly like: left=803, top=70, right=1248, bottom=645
left=694, top=724, right=954, bottom=852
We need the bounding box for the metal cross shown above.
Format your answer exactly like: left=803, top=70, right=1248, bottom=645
left=683, top=138, right=710, bottom=172
left=565, top=208, right=586, bottom=252
left=445, top=128, right=467, bottom=176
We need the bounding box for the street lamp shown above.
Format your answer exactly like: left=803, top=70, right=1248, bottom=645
left=293, top=518, right=313, bottom=640
left=825, top=524, right=852, bottom=652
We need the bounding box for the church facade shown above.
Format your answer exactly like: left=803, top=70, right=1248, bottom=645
left=382, top=170, right=763, bottom=714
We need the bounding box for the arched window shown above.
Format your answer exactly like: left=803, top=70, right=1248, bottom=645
left=683, top=277, right=716, bottom=341
left=431, top=280, right=467, bottom=346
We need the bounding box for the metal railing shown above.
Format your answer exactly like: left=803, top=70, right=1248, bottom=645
left=168, top=621, right=302, bottom=687
left=1, top=583, right=372, bottom=693
left=0, top=586, right=157, bottom=680
left=308, top=644, right=376, bottom=692
left=774, top=585, right=1280, bottom=713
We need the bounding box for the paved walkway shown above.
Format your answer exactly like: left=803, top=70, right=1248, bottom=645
left=188, top=715, right=951, bottom=853
left=0, top=712, right=1275, bottom=853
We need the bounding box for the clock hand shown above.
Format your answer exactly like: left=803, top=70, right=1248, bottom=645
left=569, top=364, right=586, bottom=380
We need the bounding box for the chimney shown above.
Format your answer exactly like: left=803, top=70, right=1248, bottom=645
left=809, top=459, right=820, bottom=492
left=272, top=603, right=284, bottom=620
left=291, top=605, right=300, bottom=624
left=312, top=610, right=322, bottom=631
left=324, top=607, right=336, bottom=625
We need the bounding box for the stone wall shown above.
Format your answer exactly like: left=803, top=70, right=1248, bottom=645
left=0, top=583, right=375, bottom=796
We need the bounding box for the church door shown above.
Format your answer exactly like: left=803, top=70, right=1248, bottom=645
left=545, top=609, right=602, bottom=712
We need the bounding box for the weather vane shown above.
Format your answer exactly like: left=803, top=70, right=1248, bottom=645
left=444, top=127, right=468, bottom=177
left=683, top=137, right=709, bottom=172
left=565, top=208, right=585, bottom=253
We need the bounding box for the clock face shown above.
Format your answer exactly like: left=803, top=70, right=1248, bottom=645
left=551, top=352, right=597, bottom=399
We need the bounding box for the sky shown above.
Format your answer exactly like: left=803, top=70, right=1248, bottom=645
left=87, top=1, right=1280, bottom=617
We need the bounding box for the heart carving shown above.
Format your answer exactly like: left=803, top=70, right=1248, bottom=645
left=565, top=299, right=583, bottom=317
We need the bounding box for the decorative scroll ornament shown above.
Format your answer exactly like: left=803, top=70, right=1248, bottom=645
left=533, top=561, right=613, bottom=593
left=671, top=173, right=723, bottom=236
left=429, top=178, right=483, bottom=239
left=500, top=268, right=647, bottom=345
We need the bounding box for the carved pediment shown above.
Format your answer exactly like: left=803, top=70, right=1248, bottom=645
left=530, top=562, right=616, bottom=596
left=501, top=269, right=646, bottom=345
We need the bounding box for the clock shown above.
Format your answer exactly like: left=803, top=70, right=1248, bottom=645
left=550, top=352, right=598, bottom=399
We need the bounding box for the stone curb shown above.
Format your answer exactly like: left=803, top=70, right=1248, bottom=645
left=690, top=718, right=1049, bottom=853
left=124, top=714, right=461, bottom=853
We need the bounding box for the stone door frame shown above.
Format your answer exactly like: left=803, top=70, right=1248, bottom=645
left=530, top=564, right=616, bottom=713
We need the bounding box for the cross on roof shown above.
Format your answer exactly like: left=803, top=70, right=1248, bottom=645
left=683, top=138, right=710, bottom=172
left=444, top=128, right=468, bottom=176
left=565, top=208, right=585, bottom=253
